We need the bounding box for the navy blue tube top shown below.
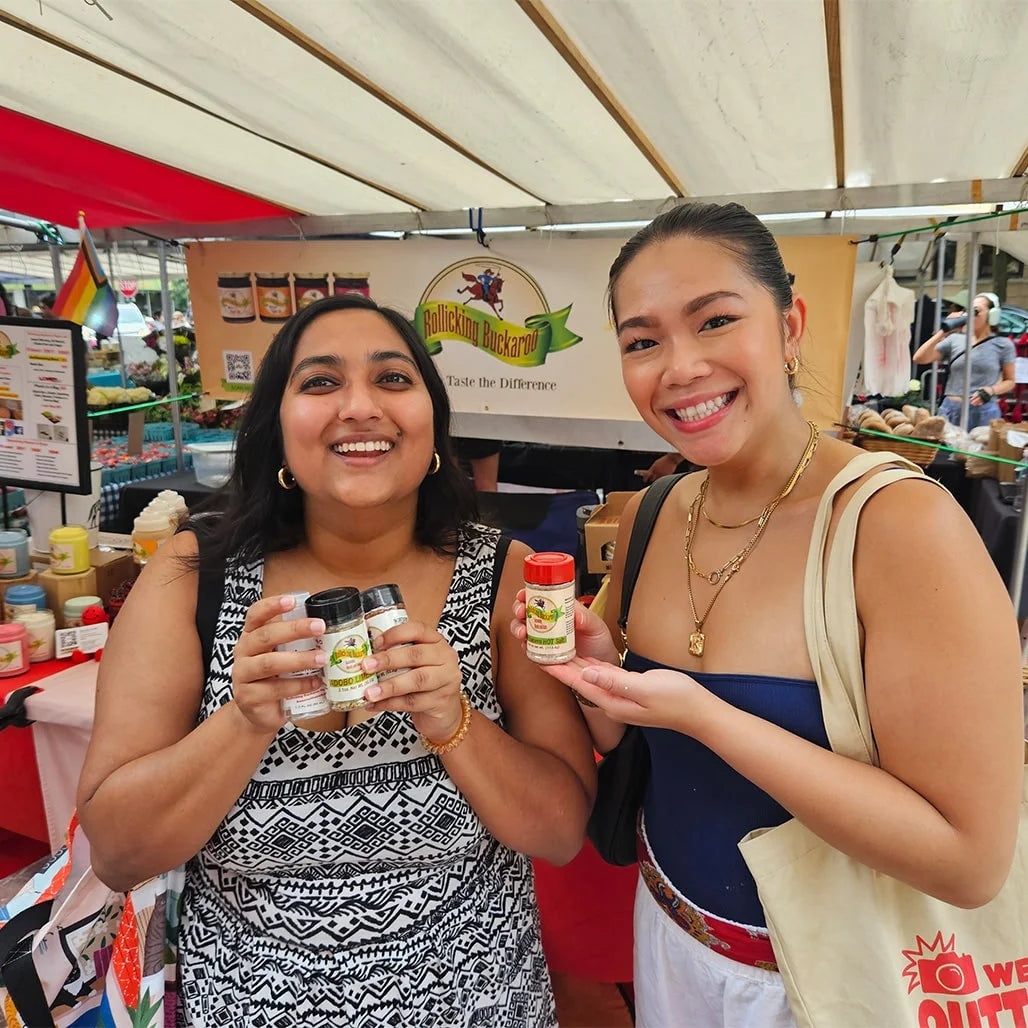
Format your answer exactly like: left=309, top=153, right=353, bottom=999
left=625, top=649, right=830, bottom=926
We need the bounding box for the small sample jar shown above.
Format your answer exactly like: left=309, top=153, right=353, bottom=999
left=49, top=525, right=90, bottom=574
left=3, top=584, right=46, bottom=622
left=15, top=609, right=55, bottom=662
left=523, top=553, right=577, bottom=664
left=277, top=591, right=331, bottom=722
left=0, top=622, right=29, bottom=676
left=217, top=273, right=256, bottom=324
left=0, top=529, right=30, bottom=578
left=306, top=587, right=377, bottom=711
left=255, top=273, right=293, bottom=322
left=360, top=584, right=409, bottom=681
left=294, top=274, right=330, bottom=310
left=132, top=511, right=174, bottom=566
left=332, top=274, right=370, bottom=297
left=64, top=595, right=103, bottom=629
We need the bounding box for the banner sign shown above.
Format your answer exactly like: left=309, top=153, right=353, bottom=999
left=186, top=235, right=856, bottom=434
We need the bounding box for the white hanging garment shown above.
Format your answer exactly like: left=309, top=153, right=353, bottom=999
left=862, top=267, right=916, bottom=396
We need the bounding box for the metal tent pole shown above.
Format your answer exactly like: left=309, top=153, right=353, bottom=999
left=107, top=244, right=128, bottom=388
left=930, top=235, right=946, bottom=414
left=158, top=241, right=185, bottom=472
left=1010, top=474, right=1028, bottom=618
left=49, top=243, right=64, bottom=291
left=959, top=235, right=979, bottom=434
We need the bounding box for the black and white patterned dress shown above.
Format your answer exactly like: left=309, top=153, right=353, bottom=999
left=177, top=525, right=555, bottom=1028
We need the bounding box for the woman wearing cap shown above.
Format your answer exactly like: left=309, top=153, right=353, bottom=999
left=913, top=292, right=1015, bottom=429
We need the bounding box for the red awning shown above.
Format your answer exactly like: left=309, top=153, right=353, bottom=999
left=0, top=107, right=297, bottom=230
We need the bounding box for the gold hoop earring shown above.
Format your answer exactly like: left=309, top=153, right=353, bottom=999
left=277, top=465, right=297, bottom=490
left=428, top=451, right=441, bottom=476
left=784, top=355, right=800, bottom=376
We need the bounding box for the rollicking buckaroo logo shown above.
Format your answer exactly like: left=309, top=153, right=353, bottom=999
left=414, top=258, right=580, bottom=368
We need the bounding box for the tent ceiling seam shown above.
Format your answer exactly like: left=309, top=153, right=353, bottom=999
left=0, top=10, right=426, bottom=213
left=230, top=0, right=548, bottom=205
left=1012, top=146, right=1028, bottom=179
left=822, top=0, right=845, bottom=189
left=513, top=0, right=686, bottom=198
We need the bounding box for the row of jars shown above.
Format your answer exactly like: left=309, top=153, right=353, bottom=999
left=218, top=272, right=371, bottom=324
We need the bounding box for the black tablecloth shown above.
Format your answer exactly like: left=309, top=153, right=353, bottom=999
left=114, top=470, right=216, bottom=533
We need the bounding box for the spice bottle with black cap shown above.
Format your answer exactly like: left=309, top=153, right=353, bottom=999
left=306, top=587, right=377, bottom=710
left=360, top=584, right=409, bottom=680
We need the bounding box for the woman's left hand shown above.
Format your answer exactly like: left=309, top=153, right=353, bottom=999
left=361, top=621, right=464, bottom=744
left=541, top=656, right=717, bottom=735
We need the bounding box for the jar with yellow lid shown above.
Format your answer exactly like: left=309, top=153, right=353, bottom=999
left=49, top=525, right=90, bottom=575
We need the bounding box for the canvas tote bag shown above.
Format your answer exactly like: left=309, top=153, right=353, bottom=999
left=739, top=451, right=1028, bottom=1028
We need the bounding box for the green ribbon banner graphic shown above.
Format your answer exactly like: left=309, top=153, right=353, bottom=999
left=414, top=301, right=581, bottom=367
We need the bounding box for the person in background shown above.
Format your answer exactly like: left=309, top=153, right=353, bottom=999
left=37, top=292, right=56, bottom=319
left=78, top=293, right=595, bottom=1027
left=513, top=203, right=1023, bottom=1027
left=912, top=292, right=1015, bottom=430
left=454, top=436, right=502, bottom=491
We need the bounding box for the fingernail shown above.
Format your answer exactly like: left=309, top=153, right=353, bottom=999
left=365, top=685, right=382, bottom=700
left=363, top=657, right=379, bottom=672
left=310, top=619, right=325, bottom=635
left=582, top=668, right=599, bottom=683
left=314, top=651, right=327, bottom=666
left=280, top=595, right=295, bottom=610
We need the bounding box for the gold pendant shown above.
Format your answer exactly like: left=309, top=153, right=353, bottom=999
left=689, top=630, right=705, bottom=657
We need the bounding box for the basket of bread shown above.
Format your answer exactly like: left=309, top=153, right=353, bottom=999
left=851, top=405, right=945, bottom=466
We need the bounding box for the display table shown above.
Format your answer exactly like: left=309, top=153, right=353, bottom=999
left=1, top=661, right=98, bottom=852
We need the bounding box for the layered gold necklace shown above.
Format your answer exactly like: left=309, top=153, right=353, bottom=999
left=684, top=420, right=820, bottom=657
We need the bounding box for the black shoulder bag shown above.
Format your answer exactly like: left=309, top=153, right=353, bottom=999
left=585, top=473, right=685, bottom=866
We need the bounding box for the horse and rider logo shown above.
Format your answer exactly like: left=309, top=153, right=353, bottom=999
left=458, top=267, right=505, bottom=316
left=415, top=259, right=579, bottom=368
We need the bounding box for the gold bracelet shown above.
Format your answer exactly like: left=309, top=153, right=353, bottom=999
left=420, top=692, right=473, bottom=756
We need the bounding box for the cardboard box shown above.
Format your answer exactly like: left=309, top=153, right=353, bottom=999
left=90, top=548, right=137, bottom=607
left=585, top=492, right=636, bottom=574
left=39, top=566, right=98, bottom=629
left=998, top=427, right=1028, bottom=484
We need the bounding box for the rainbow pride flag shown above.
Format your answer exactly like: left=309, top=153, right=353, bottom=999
left=52, top=214, right=118, bottom=337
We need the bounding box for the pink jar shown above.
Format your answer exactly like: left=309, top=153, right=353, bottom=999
left=0, top=622, right=30, bottom=677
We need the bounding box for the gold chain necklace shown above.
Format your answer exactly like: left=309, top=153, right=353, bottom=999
left=684, top=422, right=820, bottom=656
left=700, top=420, right=820, bottom=530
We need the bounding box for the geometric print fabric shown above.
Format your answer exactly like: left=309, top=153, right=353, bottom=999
left=177, top=525, right=556, bottom=1026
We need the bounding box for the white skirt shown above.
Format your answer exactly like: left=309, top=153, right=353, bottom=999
left=633, top=878, right=797, bottom=1028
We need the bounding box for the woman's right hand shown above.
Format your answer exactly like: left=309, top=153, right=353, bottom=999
left=510, top=589, right=621, bottom=665
left=231, top=595, right=327, bottom=735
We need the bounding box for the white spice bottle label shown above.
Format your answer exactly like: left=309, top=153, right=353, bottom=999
left=525, top=583, right=576, bottom=663
left=365, top=608, right=409, bottom=680
left=283, top=683, right=331, bottom=721
left=320, top=626, right=377, bottom=704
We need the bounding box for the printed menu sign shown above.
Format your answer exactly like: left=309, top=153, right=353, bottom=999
left=0, top=317, right=91, bottom=494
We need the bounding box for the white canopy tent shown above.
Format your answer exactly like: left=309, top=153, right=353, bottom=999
left=1, top=0, right=1026, bottom=239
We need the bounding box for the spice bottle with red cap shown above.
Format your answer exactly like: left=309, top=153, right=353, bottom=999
left=523, top=552, right=576, bottom=664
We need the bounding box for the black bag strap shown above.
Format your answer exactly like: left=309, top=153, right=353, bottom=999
left=0, top=686, right=41, bottom=731
left=0, top=901, right=56, bottom=1026
left=617, top=474, right=686, bottom=633
left=489, top=534, right=513, bottom=616
left=191, top=521, right=225, bottom=677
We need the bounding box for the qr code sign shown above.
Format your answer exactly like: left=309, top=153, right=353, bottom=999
left=223, top=350, right=254, bottom=384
